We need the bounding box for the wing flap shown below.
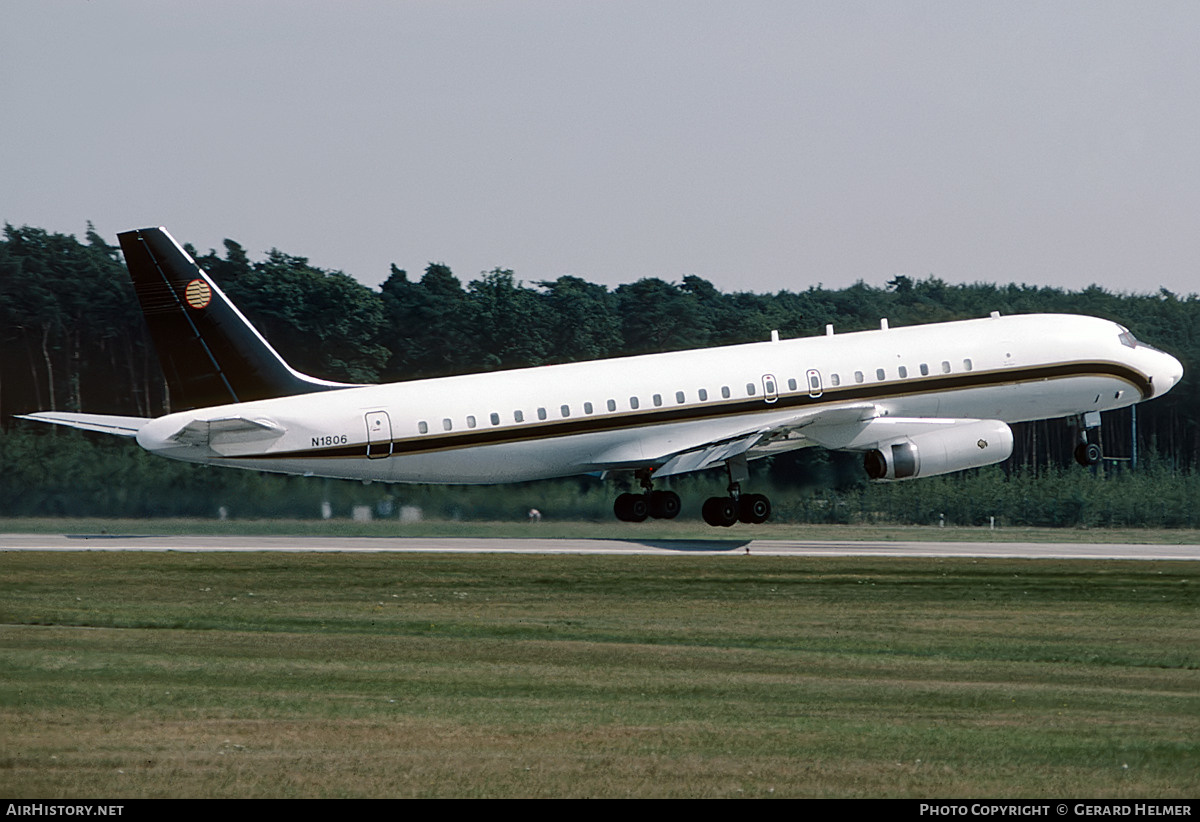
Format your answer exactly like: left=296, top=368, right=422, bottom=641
left=653, top=432, right=765, bottom=477
left=638, top=403, right=881, bottom=478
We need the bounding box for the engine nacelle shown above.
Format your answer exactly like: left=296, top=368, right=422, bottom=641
left=863, top=419, right=1013, bottom=481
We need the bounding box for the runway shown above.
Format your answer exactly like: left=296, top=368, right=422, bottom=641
left=2, top=533, right=1198, bottom=560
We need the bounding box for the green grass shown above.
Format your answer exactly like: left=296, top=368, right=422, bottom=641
left=1, top=551, right=1197, bottom=797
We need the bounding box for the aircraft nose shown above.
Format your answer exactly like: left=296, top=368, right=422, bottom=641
left=1153, top=351, right=1184, bottom=398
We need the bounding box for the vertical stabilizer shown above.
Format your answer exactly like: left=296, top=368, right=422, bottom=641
left=118, top=227, right=355, bottom=410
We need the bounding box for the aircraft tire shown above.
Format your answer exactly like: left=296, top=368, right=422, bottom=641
left=738, top=493, right=771, bottom=524
left=1074, top=441, right=1102, bottom=466
left=702, top=496, right=738, bottom=527
left=648, top=490, right=681, bottom=519
left=614, top=493, right=649, bottom=522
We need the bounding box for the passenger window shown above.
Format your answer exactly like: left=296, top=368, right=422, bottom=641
left=941, top=361, right=951, bottom=374
left=418, top=421, right=429, bottom=434
left=584, top=402, right=594, bottom=415
left=466, top=415, right=477, bottom=428
left=721, top=386, right=731, bottom=399
left=490, top=413, right=500, bottom=426
left=698, top=388, right=708, bottom=401
left=788, top=378, right=797, bottom=391
left=560, top=405, right=570, bottom=417
left=830, top=374, right=841, bottom=386
left=537, top=407, right=548, bottom=420
left=630, top=397, right=640, bottom=410
left=442, top=418, right=452, bottom=431
left=898, top=366, right=908, bottom=378
left=746, top=383, right=756, bottom=396
left=963, top=358, right=973, bottom=371
left=920, top=363, right=929, bottom=376
left=607, top=399, right=616, bottom=412
left=765, top=379, right=776, bottom=394
left=653, top=394, right=663, bottom=407
left=854, top=371, right=864, bottom=384
left=514, top=410, right=524, bottom=423
left=876, top=368, right=885, bottom=381
left=675, top=391, right=685, bottom=404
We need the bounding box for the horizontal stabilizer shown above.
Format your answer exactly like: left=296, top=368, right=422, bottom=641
left=16, top=412, right=151, bottom=438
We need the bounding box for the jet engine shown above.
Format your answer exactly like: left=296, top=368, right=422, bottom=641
left=863, top=419, right=1013, bottom=481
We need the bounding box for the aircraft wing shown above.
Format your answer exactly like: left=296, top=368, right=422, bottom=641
left=647, top=403, right=880, bottom=478
left=652, top=431, right=767, bottom=477
left=799, top=414, right=993, bottom=450
left=642, top=404, right=1010, bottom=480
left=16, top=412, right=152, bottom=438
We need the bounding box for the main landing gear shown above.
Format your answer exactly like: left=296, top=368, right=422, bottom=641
left=614, top=458, right=772, bottom=527
left=701, top=492, right=770, bottom=527
left=701, top=455, right=770, bottom=526
left=613, top=489, right=681, bottom=522
left=613, top=470, right=681, bottom=522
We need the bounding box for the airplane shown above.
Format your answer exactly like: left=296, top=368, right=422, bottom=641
left=19, top=227, right=1184, bottom=526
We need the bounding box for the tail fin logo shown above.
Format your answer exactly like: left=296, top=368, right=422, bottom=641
left=185, top=279, right=212, bottom=310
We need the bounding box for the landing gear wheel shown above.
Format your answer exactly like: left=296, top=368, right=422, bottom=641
left=1074, top=441, right=1102, bottom=466
left=738, top=493, right=771, bottom=524
left=702, top=496, right=738, bottom=527
left=647, top=490, right=681, bottom=520
left=614, top=493, right=649, bottom=522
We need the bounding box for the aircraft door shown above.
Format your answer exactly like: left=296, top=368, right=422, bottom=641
left=806, top=369, right=823, bottom=398
left=365, top=411, right=392, bottom=459
left=762, top=374, right=779, bottom=404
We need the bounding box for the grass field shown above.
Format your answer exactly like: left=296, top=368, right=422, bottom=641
left=1, top=546, right=1197, bottom=798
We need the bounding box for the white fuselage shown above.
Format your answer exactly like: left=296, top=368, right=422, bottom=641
left=135, top=313, right=1183, bottom=484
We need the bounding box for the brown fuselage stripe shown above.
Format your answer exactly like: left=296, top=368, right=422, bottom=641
left=229, top=360, right=1150, bottom=462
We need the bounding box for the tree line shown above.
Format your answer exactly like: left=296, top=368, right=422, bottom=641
left=2, top=223, right=1197, bottom=522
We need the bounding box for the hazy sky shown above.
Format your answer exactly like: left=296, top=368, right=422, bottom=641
left=4, top=1, right=1199, bottom=296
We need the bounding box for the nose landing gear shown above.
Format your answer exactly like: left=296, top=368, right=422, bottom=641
left=1074, top=439, right=1102, bottom=466
left=1074, top=412, right=1103, bottom=466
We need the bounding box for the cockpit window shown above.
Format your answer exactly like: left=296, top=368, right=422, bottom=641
left=1119, top=328, right=1165, bottom=353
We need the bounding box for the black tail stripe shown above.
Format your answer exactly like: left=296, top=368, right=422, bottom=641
left=135, top=233, right=241, bottom=402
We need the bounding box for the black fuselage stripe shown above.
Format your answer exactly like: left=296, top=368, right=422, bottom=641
left=230, top=360, right=1150, bottom=461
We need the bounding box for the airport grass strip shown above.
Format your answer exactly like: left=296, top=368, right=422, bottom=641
left=1, top=552, right=1196, bottom=798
